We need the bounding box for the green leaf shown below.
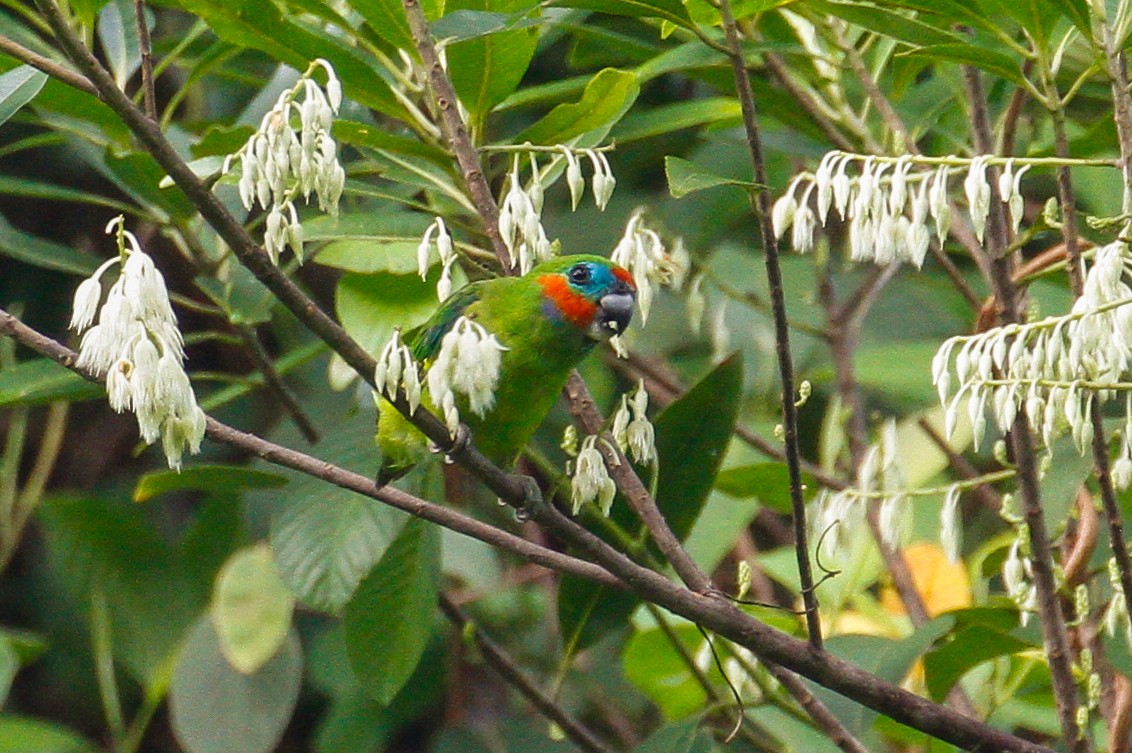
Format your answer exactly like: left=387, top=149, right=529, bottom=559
left=209, top=544, right=295, bottom=675
left=134, top=465, right=287, bottom=503
left=430, top=9, right=544, bottom=42
left=170, top=616, right=302, bottom=753
left=0, top=359, right=102, bottom=408
left=0, top=210, right=99, bottom=275
left=664, top=155, right=755, bottom=198
left=97, top=0, right=142, bottom=89
left=814, top=1, right=964, bottom=47
left=617, top=100, right=742, bottom=144
left=332, top=120, right=448, bottom=163
left=924, top=623, right=1031, bottom=701
left=336, top=269, right=448, bottom=361
left=0, top=717, right=95, bottom=753
left=654, top=352, right=743, bottom=541
left=553, top=0, right=690, bottom=25
left=0, top=66, right=48, bottom=129
left=40, top=495, right=203, bottom=685
left=633, top=716, right=716, bottom=753
left=194, top=264, right=275, bottom=325
left=713, top=463, right=795, bottom=514
left=446, top=0, right=540, bottom=127
left=0, top=636, right=19, bottom=708
left=352, top=0, right=441, bottom=51
left=155, top=0, right=404, bottom=118
left=557, top=574, right=639, bottom=653
left=905, top=44, right=1025, bottom=86
left=623, top=624, right=708, bottom=719
left=271, top=487, right=409, bottom=612
left=343, top=518, right=439, bottom=704
left=513, top=68, right=640, bottom=145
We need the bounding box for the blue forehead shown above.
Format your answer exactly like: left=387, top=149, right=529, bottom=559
left=570, top=261, right=619, bottom=296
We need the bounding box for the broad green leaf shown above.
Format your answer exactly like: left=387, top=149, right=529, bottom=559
left=623, top=624, right=708, bottom=719
left=552, top=0, right=690, bottom=26
left=557, top=574, right=639, bottom=653
left=683, top=0, right=794, bottom=27
left=170, top=616, right=302, bottom=753
left=0, top=717, right=95, bottom=753
left=317, top=239, right=427, bottom=275
left=924, top=623, right=1031, bottom=701
left=102, top=148, right=196, bottom=220
left=352, top=0, right=442, bottom=51
left=0, top=211, right=99, bottom=275
left=332, top=269, right=447, bottom=388
left=210, top=544, right=295, bottom=674
left=813, top=1, right=964, bottom=47
left=633, top=716, right=716, bottom=753
left=40, top=495, right=202, bottom=685
left=343, top=518, right=439, bottom=704
left=852, top=340, right=942, bottom=406
left=0, top=175, right=135, bottom=213
left=0, top=359, right=102, bottom=407
left=682, top=489, right=760, bottom=572
left=194, top=264, right=275, bottom=325
left=430, top=9, right=544, bottom=42
left=134, top=465, right=287, bottom=502
left=905, top=44, right=1025, bottom=86
left=654, top=352, right=743, bottom=541
left=446, top=0, right=540, bottom=128
left=664, top=155, right=755, bottom=198
left=0, top=66, right=47, bottom=129
left=97, top=0, right=143, bottom=90
left=271, top=480, right=409, bottom=612
left=714, top=463, right=795, bottom=514
left=154, top=0, right=404, bottom=118
left=333, top=120, right=448, bottom=163
left=513, top=68, right=640, bottom=145
left=0, top=636, right=18, bottom=708
left=617, top=100, right=742, bottom=144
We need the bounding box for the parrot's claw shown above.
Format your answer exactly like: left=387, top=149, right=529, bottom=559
left=434, top=425, right=472, bottom=462
left=513, top=475, right=544, bottom=522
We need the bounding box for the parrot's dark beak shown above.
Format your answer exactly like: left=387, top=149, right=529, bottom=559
left=592, top=283, right=636, bottom=340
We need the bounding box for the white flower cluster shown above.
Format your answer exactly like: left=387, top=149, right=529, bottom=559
left=772, top=152, right=1029, bottom=265
left=224, top=59, right=345, bottom=263
left=70, top=218, right=206, bottom=470
left=612, top=210, right=689, bottom=323
left=499, top=154, right=554, bottom=275
left=497, top=148, right=617, bottom=274
left=559, top=147, right=616, bottom=212
left=611, top=379, right=656, bottom=465
left=932, top=241, right=1132, bottom=453
left=417, top=217, right=458, bottom=301
left=811, top=421, right=908, bottom=561
left=373, top=328, right=422, bottom=415
left=570, top=434, right=617, bottom=516
left=425, top=317, right=508, bottom=436
left=1001, top=533, right=1038, bottom=626
left=1104, top=557, right=1132, bottom=645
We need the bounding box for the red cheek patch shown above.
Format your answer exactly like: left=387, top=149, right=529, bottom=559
left=538, top=274, right=598, bottom=328
left=613, top=266, right=635, bottom=289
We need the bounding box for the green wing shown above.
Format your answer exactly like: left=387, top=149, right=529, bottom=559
left=407, top=283, right=484, bottom=362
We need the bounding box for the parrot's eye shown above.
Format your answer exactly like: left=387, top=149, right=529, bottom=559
left=568, top=264, right=592, bottom=285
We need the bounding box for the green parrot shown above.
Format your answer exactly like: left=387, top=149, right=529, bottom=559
left=376, top=254, right=637, bottom=486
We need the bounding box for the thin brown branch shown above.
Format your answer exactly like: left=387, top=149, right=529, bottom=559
left=764, top=663, right=870, bottom=753
left=0, top=305, right=1060, bottom=753
left=0, top=33, right=96, bottom=95
left=399, top=0, right=511, bottom=273
left=714, top=0, right=823, bottom=648
left=964, top=62, right=1087, bottom=752
left=564, top=373, right=713, bottom=594
left=0, top=305, right=623, bottom=589
left=234, top=323, right=320, bottom=444
left=439, top=596, right=617, bottom=753
left=761, top=51, right=856, bottom=152
left=133, top=0, right=156, bottom=119
left=916, top=417, right=1002, bottom=512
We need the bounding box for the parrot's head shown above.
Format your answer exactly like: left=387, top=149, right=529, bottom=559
left=534, top=255, right=637, bottom=341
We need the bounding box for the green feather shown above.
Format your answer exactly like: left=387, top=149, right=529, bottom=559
left=376, top=255, right=621, bottom=485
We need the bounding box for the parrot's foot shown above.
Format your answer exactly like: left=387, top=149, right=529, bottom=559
left=432, top=425, right=472, bottom=463
left=513, top=475, right=544, bottom=522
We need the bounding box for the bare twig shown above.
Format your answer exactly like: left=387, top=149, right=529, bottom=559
left=713, top=0, right=823, bottom=648
left=439, top=596, right=617, bottom=753
left=133, top=0, right=156, bottom=119
left=964, top=62, right=1086, bottom=751
left=0, top=33, right=96, bottom=95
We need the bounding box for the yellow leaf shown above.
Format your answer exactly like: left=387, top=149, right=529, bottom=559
left=880, top=541, right=972, bottom=618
